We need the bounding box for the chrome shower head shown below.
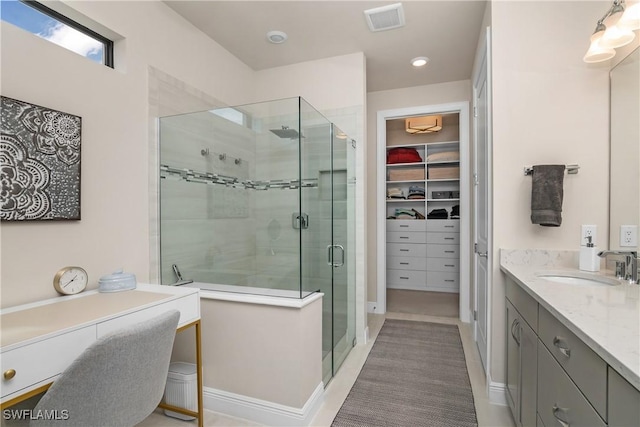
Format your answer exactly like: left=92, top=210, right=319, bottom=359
left=270, top=126, right=300, bottom=139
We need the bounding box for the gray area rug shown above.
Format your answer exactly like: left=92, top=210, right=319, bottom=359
left=332, top=319, right=478, bottom=427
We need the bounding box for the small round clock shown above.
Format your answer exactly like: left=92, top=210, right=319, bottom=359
left=53, top=266, right=88, bottom=295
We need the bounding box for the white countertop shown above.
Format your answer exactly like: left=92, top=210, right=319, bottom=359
left=500, top=249, right=640, bottom=391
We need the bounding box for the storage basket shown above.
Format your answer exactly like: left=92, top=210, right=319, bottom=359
left=428, top=166, right=459, bottom=179
left=388, top=168, right=425, bottom=181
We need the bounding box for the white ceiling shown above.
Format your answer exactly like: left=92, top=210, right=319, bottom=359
left=165, top=1, right=488, bottom=93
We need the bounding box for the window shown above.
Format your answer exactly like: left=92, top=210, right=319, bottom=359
left=0, top=0, right=114, bottom=67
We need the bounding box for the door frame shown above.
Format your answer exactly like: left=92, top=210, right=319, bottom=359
left=472, top=25, right=494, bottom=391
left=375, top=102, right=471, bottom=323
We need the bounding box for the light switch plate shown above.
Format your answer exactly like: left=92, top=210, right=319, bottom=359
left=620, top=225, right=638, bottom=247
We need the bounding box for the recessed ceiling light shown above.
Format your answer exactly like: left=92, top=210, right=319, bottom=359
left=267, top=30, right=287, bottom=44
left=411, top=56, right=429, bottom=67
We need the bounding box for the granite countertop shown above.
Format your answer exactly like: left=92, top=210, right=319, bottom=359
left=500, top=249, right=640, bottom=391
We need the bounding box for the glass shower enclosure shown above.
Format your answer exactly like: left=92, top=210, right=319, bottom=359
left=159, top=96, right=356, bottom=384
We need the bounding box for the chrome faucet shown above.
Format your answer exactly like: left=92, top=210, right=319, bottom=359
left=598, top=250, right=638, bottom=284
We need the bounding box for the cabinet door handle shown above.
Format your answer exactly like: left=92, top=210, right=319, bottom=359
left=444, top=237, right=455, bottom=240
left=444, top=264, right=455, bottom=267
left=400, top=249, right=409, bottom=252
left=400, top=262, right=409, bottom=265
left=399, top=236, right=409, bottom=239
left=553, top=336, right=571, bottom=358
left=399, top=225, right=409, bottom=228
left=511, top=319, right=521, bottom=346
left=3, top=369, right=16, bottom=380
left=444, top=225, right=454, bottom=228
left=552, top=404, right=570, bottom=427
left=400, top=276, right=409, bottom=280
left=444, top=250, right=455, bottom=254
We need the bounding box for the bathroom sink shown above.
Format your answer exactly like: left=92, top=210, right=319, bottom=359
left=535, top=271, right=621, bottom=286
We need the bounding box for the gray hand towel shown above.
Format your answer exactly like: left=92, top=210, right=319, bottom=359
left=531, top=165, right=565, bottom=227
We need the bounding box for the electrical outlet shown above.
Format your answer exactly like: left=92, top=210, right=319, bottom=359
left=620, top=225, right=638, bottom=247
left=581, top=225, right=597, bottom=246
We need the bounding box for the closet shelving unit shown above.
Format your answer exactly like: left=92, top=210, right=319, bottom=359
left=386, top=138, right=461, bottom=293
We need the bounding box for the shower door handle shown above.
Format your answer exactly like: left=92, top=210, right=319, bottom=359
left=326, top=244, right=345, bottom=267
left=333, top=245, right=345, bottom=267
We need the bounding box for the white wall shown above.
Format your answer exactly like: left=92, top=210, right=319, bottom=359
left=366, top=80, right=472, bottom=303
left=0, top=1, right=256, bottom=308
left=490, top=0, right=611, bottom=383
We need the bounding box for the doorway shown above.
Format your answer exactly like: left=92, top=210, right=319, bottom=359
left=376, top=102, right=471, bottom=322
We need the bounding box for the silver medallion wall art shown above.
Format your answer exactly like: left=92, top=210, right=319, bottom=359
left=1, top=96, right=81, bottom=221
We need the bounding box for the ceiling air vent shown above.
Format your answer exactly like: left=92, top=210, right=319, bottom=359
left=364, top=3, right=405, bottom=32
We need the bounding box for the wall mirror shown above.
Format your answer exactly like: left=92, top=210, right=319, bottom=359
left=609, top=47, right=639, bottom=251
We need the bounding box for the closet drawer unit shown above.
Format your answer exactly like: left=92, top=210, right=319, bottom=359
left=426, top=220, right=459, bottom=232
left=426, top=244, right=459, bottom=258
left=426, top=258, right=459, bottom=272
left=387, top=243, right=427, bottom=258
left=387, top=269, right=427, bottom=287
left=387, top=232, right=427, bottom=244
left=426, top=232, right=459, bottom=245
left=387, top=220, right=427, bottom=232
left=388, top=256, right=427, bottom=271
left=537, top=344, right=605, bottom=427
left=427, top=271, right=459, bottom=287
left=538, top=306, right=607, bottom=419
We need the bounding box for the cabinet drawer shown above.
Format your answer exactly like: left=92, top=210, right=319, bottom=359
left=96, top=293, right=200, bottom=337
left=506, top=279, right=538, bottom=332
left=426, top=232, right=459, bottom=244
left=1, top=326, right=95, bottom=400
left=608, top=366, right=640, bottom=427
left=426, top=244, right=459, bottom=258
left=426, top=258, right=459, bottom=272
left=538, top=306, right=606, bottom=419
left=388, top=256, right=427, bottom=271
left=387, top=232, right=427, bottom=244
left=387, top=243, right=427, bottom=258
left=427, top=271, right=459, bottom=288
left=426, top=220, right=459, bottom=232
left=387, top=269, right=427, bottom=287
left=386, top=220, right=427, bottom=232
left=537, top=344, right=605, bottom=427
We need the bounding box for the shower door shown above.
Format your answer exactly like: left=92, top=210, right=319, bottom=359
left=329, top=125, right=356, bottom=378
left=299, top=101, right=355, bottom=385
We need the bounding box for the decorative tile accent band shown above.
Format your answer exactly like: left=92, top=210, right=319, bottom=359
left=160, top=165, right=318, bottom=190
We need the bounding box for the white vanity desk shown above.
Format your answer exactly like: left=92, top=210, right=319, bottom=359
left=0, top=284, right=203, bottom=426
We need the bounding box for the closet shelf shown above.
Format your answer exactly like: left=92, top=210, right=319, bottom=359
left=386, top=162, right=425, bottom=168
left=387, top=180, right=425, bottom=184
left=386, top=199, right=425, bottom=203
left=426, top=198, right=460, bottom=202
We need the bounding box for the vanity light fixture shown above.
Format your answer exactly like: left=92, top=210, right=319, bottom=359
left=267, top=30, right=287, bottom=44
left=411, top=56, right=429, bottom=67
left=584, top=0, right=639, bottom=63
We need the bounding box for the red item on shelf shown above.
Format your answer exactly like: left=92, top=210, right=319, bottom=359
left=387, top=147, right=422, bottom=164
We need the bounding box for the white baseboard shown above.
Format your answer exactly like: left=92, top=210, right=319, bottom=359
left=203, top=382, right=324, bottom=426
left=488, top=380, right=508, bottom=406
left=368, top=301, right=384, bottom=314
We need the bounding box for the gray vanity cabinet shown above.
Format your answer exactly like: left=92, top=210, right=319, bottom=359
left=537, top=344, right=605, bottom=427
left=506, top=282, right=538, bottom=427
left=608, top=367, right=640, bottom=426
left=505, top=277, right=640, bottom=427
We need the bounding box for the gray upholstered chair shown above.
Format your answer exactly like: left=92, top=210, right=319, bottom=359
left=30, top=310, right=180, bottom=427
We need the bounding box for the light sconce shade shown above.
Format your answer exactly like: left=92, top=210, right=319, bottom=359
left=583, top=0, right=638, bottom=63
left=600, top=24, right=636, bottom=48
left=618, top=2, right=640, bottom=30
left=405, top=115, right=443, bottom=134
left=583, top=38, right=616, bottom=63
